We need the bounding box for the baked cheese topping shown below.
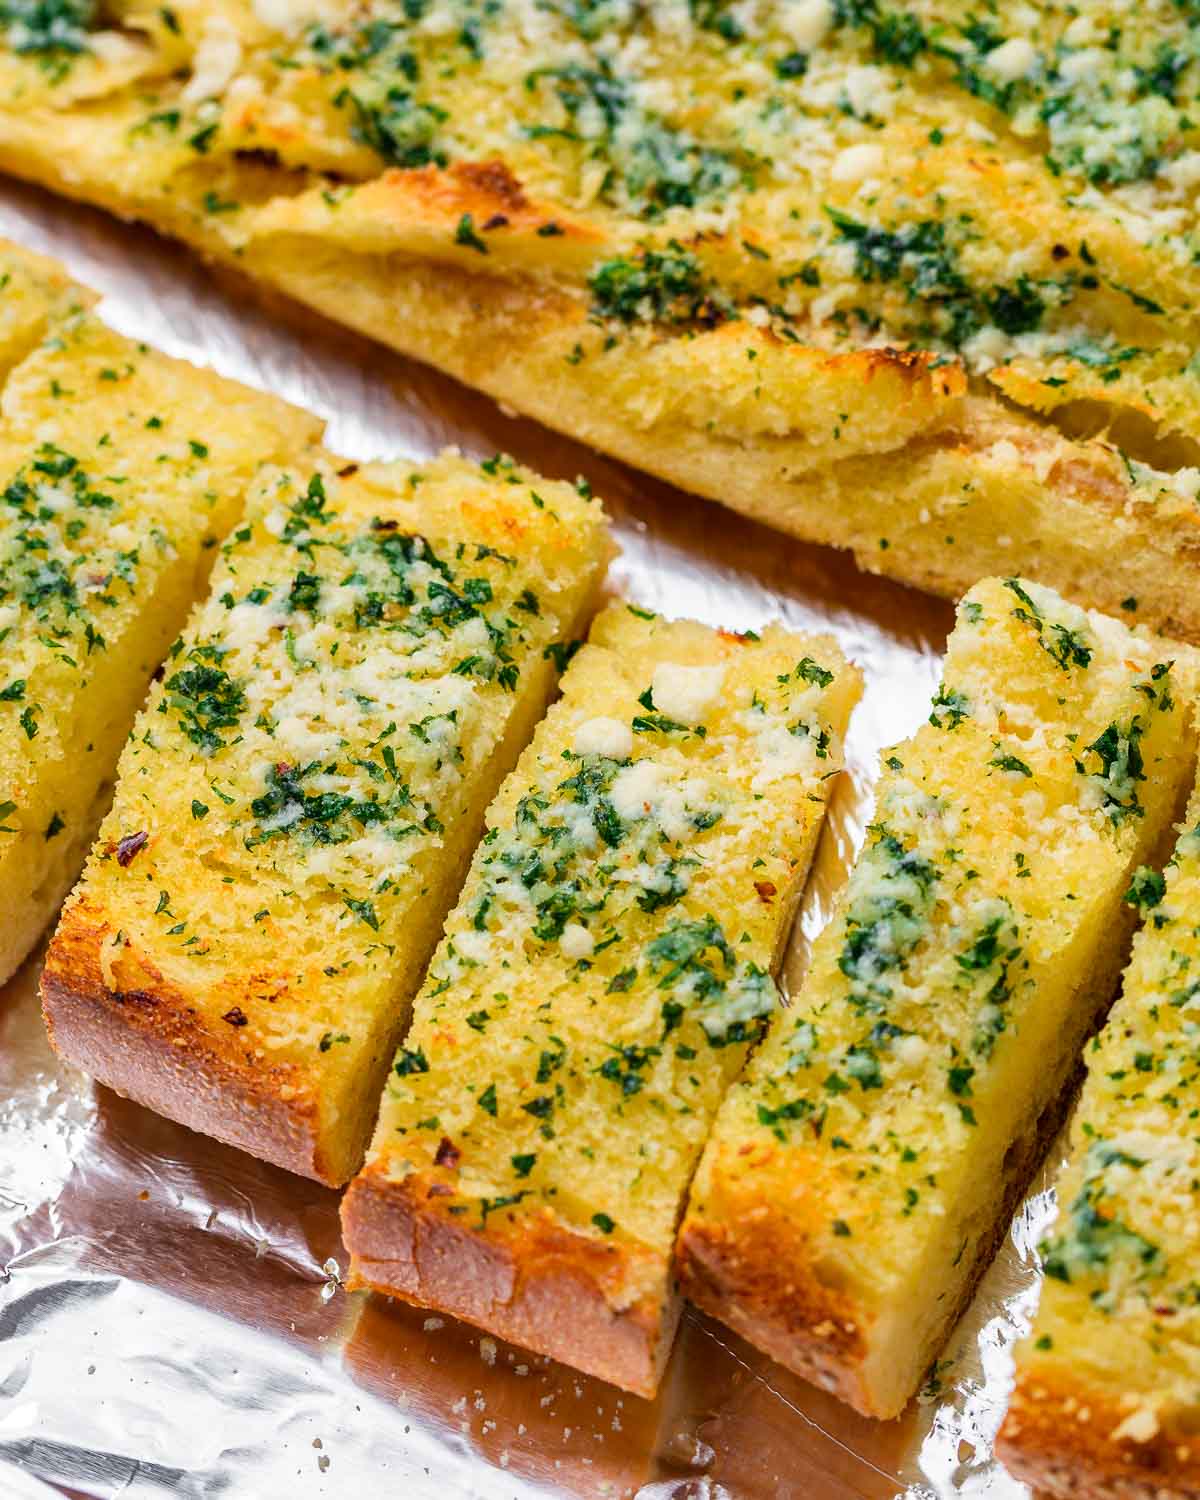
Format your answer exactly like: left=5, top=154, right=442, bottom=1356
left=1011, top=782, right=1200, bottom=1447
left=357, top=606, right=859, bottom=1269
left=71, top=452, right=608, bottom=1121
left=679, top=575, right=1194, bottom=1415
left=0, top=242, right=320, bottom=981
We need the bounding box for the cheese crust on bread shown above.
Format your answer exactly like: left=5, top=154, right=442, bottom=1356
left=999, top=775, right=1200, bottom=1500
left=676, top=576, right=1196, bottom=1419
left=341, top=605, right=861, bottom=1396
left=42, top=451, right=612, bottom=1185
left=0, top=234, right=321, bottom=985
left=2, top=5, right=1200, bottom=629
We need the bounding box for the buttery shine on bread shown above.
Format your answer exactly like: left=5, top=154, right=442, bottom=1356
left=676, top=577, right=1196, bottom=1419
left=42, top=452, right=612, bottom=1185
left=999, top=774, right=1200, bottom=1499
left=341, top=604, right=861, bottom=1396
left=0, top=235, right=321, bottom=985
left=3, top=6, right=1200, bottom=631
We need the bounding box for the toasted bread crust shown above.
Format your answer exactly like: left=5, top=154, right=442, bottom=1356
left=42, top=894, right=328, bottom=1182
left=342, top=1166, right=675, bottom=1398
left=676, top=1208, right=869, bottom=1407
left=999, top=1372, right=1200, bottom=1499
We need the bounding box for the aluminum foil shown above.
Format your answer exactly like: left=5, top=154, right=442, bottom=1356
left=0, top=176, right=1051, bottom=1500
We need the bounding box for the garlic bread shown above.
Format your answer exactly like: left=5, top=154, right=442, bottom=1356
left=0, top=236, right=320, bottom=983
left=341, top=605, right=861, bottom=1396
left=3, top=6, right=1200, bottom=627
left=999, top=776, right=1200, bottom=1499
left=676, top=577, right=1196, bottom=1419
left=42, top=452, right=612, bottom=1185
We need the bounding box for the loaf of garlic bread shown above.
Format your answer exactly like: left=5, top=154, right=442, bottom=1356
left=341, top=605, right=861, bottom=1396
left=999, top=775, right=1200, bottom=1498
left=41, top=452, right=611, bottom=1184
left=0, top=237, right=320, bottom=984
left=3, top=6, right=1200, bottom=631
left=676, top=576, right=1196, bottom=1419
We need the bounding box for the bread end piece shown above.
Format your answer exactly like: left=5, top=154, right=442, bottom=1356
left=343, top=1165, right=676, bottom=1398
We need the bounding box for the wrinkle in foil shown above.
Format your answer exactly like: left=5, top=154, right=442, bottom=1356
left=0, top=179, right=1043, bottom=1499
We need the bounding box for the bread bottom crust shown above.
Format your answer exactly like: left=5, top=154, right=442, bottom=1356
left=342, top=1167, right=677, bottom=1399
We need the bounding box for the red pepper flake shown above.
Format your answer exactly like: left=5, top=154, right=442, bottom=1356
left=222, top=1006, right=249, bottom=1027
left=116, top=831, right=149, bottom=867
left=481, top=213, right=509, bottom=230
left=754, top=880, right=778, bottom=903
left=434, top=1136, right=461, bottom=1168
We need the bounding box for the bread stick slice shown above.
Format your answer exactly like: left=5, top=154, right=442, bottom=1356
left=676, top=577, right=1196, bottom=1419
left=998, top=774, right=1200, bottom=1498
left=42, top=453, right=612, bottom=1185
left=341, top=605, right=861, bottom=1396
left=0, top=241, right=321, bottom=983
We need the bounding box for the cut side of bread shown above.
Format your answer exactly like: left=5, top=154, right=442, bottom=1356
left=341, top=605, right=862, bottom=1397
left=3, top=8, right=1200, bottom=630
left=0, top=236, right=321, bottom=985
left=42, top=453, right=612, bottom=1186
left=998, top=776, right=1200, bottom=1499
left=676, top=577, right=1197, bottom=1419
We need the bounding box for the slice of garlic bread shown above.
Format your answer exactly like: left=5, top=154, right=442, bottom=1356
left=0, top=247, right=321, bottom=984
left=340, top=605, right=861, bottom=1396
left=999, top=777, right=1200, bottom=1499
left=42, top=453, right=612, bottom=1185
left=676, top=577, right=1196, bottom=1419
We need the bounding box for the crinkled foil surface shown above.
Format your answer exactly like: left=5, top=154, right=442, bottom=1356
left=0, top=179, right=1054, bottom=1500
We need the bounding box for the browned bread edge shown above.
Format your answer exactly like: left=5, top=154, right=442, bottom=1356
left=999, top=1370, right=1200, bottom=1499
left=342, top=1164, right=677, bottom=1398
left=41, top=893, right=329, bottom=1183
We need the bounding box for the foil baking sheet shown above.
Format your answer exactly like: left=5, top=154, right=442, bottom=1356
left=0, top=177, right=1049, bottom=1500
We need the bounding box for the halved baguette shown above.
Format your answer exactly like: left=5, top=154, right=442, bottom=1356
left=998, top=775, right=1200, bottom=1499
left=42, top=452, right=612, bottom=1185
left=2, top=9, right=1200, bottom=630
left=676, top=576, right=1197, bottom=1419
left=341, top=605, right=861, bottom=1396
left=0, top=236, right=321, bottom=984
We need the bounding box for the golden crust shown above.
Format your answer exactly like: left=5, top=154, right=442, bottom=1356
left=675, top=1202, right=870, bottom=1410
left=342, top=1166, right=676, bottom=1398
left=42, top=893, right=328, bottom=1182
left=999, top=1370, right=1200, bottom=1500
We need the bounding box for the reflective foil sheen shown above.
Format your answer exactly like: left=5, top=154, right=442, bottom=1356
left=0, top=179, right=1048, bottom=1500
